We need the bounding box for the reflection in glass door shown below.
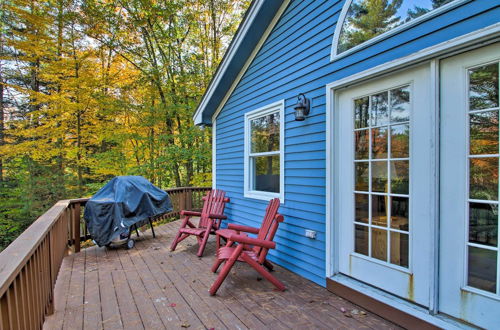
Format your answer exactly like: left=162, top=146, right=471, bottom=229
left=353, top=86, right=410, bottom=268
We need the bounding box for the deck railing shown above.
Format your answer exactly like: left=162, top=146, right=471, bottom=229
left=0, top=186, right=210, bottom=330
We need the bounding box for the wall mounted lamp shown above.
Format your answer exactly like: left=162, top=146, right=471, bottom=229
left=294, top=93, right=310, bottom=121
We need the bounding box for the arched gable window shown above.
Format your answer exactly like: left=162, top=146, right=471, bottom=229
left=331, top=0, right=465, bottom=61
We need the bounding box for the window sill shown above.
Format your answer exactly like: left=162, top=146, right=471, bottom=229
left=244, top=191, right=283, bottom=203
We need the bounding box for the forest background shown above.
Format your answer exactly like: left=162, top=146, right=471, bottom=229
left=0, top=0, right=250, bottom=250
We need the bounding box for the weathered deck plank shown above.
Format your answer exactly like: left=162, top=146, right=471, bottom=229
left=44, top=220, right=400, bottom=330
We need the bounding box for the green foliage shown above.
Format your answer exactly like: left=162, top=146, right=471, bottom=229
left=0, top=0, right=249, bottom=250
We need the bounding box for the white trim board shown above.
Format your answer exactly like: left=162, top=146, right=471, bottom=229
left=243, top=100, right=285, bottom=203
left=210, top=0, right=290, bottom=123
left=330, top=0, right=471, bottom=62
left=212, top=119, right=217, bottom=188
left=325, top=23, right=500, bottom=327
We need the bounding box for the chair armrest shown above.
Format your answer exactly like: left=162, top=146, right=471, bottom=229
left=180, top=210, right=201, bottom=217
left=208, top=213, right=227, bottom=220
left=227, top=224, right=259, bottom=234
left=229, top=234, right=276, bottom=250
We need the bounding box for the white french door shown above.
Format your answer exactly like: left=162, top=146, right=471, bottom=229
left=335, top=64, right=433, bottom=307
left=439, top=43, right=500, bottom=328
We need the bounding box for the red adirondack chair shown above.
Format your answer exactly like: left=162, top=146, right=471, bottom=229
left=170, top=189, right=229, bottom=257
left=209, top=198, right=284, bottom=295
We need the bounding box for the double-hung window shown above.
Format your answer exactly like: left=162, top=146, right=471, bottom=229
left=244, top=100, right=284, bottom=202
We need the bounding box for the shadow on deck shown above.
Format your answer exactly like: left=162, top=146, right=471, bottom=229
left=43, top=220, right=400, bottom=329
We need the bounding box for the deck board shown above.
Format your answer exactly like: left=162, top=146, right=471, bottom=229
left=44, top=220, right=401, bottom=330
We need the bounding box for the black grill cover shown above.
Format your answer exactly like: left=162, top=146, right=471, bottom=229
left=83, top=176, right=172, bottom=246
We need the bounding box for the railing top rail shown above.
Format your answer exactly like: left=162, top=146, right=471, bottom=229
left=0, top=200, right=71, bottom=297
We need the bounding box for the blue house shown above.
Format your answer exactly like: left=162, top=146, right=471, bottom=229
left=194, top=0, right=500, bottom=328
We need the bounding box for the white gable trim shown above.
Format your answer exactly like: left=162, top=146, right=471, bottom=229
left=330, top=0, right=471, bottom=62
left=210, top=0, right=290, bottom=123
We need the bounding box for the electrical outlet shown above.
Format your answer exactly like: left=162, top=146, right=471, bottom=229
left=305, top=229, right=316, bottom=239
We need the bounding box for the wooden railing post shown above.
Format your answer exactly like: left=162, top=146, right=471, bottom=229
left=73, top=203, right=81, bottom=253
left=186, top=188, right=193, bottom=211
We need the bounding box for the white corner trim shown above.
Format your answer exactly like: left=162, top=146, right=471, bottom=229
left=243, top=100, right=285, bottom=203
left=212, top=119, right=217, bottom=188
left=330, top=0, right=471, bottom=62
left=210, top=0, right=291, bottom=123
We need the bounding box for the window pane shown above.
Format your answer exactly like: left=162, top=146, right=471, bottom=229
left=371, top=92, right=389, bottom=127
left=469, top=203, right=498, bottom=247
left=355, top=225, right=369, bottom=256
left=372, top=127, right=388, bottom=159
left=251, top=112, right=280, bottom=153
left=391, top=160, right=409, bottom=195
left=355, top=162, right=369, bottom=191
left=371, top=228, right=387, bottom=262
left=355, top=193, right=369, bottom=224
left=390, top=86, right=410, bottom=123
left=391, top=124, right=409, bottom=158
left=372, top=195, right=388, bottom=226
left=372, top=161, right=387, bottom=193
left=354, top=97, right=369, bottom=129
left=355, top=129, right=369, bottom=160
left=467, top=246, right=497, bottom=293
left=252, top=155, right=279, bottom=193
left=470, top=110, right=498, bottom=155
left=469, top=63, right=499, bottom=111
left=469, top=157, right=498, bottom=201
left=337, top=1, right=456, bottom=54
left=391, top=196, right=409, bottom=231
left=390, top=232, right=409, bottom=268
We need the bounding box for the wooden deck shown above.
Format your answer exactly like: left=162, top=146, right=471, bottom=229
left=43, top=220, right=400, bottom=329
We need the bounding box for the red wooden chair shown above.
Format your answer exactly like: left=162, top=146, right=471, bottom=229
left=209, top=198, right=284, bottom=295
left=170, top=189, right=229, bottom=257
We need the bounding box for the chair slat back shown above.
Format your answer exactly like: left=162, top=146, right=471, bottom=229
left=253, top=198, right=282, bottom=262
left=199, top=189, right=228, bottom=229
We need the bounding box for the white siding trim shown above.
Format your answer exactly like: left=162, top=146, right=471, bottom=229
left=211, top=0, right=291, bottom=123
left=330, top=0, right=471, bottom=62
left=244, top=100, right=285, bottom=203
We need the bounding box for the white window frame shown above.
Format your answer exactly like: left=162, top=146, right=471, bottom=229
left=244, top=100, right=285, bottom=203
left=330, top=0, right=469, bottom=62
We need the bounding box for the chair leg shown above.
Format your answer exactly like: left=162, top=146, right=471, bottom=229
left=197, top=223, right=213, bottom=257
left=170, top=232, right=187, bottom=251
left=211, top=258, right=224, bottom=273
left=241, top=254, right=285, bottom=291
left=209, top=244, right=244, bottom=296
left=149, top=219, right=156, bottom=238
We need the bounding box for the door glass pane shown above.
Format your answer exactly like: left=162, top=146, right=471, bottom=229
left=372, top=195, right=388, bottom=226
left=469, top=63, right=499, bottom=111
left=355, top=194, right=369, bottom=223
left=372, top=127, right=388, bottom=159
left=355, top=129, right=369, bottom=159
left=391, top=124, right=410, bottom=158
left=355, top=225, right=369, bottom=256
left=390, top=232, right=409, bottom=268
left=251, top=112, right=280, bottom=153
left=372, top=161, right=388, bottom=192
left=252, top=155, right=279, bottom=193
left=469, top=203, right=498, bottom=247
left=355, top=162, right=369, bottom=191
left=470, top=110, right=499, bottom=155
left=467, top=246, right=497, bottom=293
left=372, top=228, right=387, bottom=261
left=352, top=86, right=410, bottom=268
left=371, top=92, right=389, bottom=126
left=469, top=157, right=498, bottom=201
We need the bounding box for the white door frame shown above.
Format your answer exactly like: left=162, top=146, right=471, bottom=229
left=325, top=23, right=500, bottom=320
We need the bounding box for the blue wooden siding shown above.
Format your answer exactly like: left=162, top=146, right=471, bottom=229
left=215, top=0, right=500, bottom=286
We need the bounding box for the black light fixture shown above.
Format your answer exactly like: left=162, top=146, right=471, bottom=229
left=294, top=93, right=310, bottom=121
